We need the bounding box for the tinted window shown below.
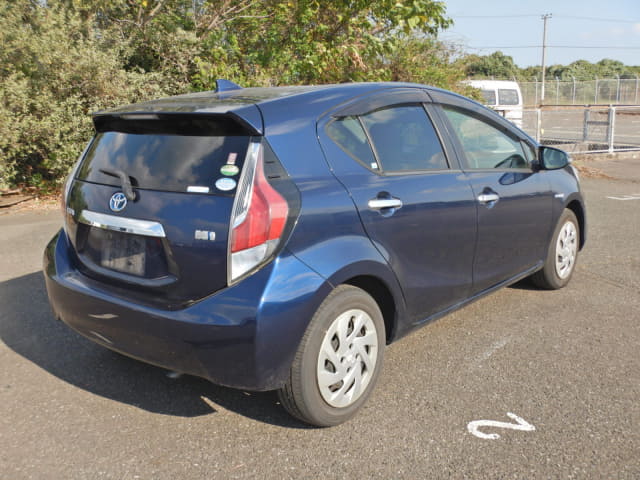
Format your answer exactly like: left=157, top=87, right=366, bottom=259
left=360, top=106, right=448, bottom=172
left=498, top=89, right=519, bottom=105
left=480, top=89, right=497, bottom=106
left=77, top=132, right=251, bottom=193
left=442, top=106, right=528, bottom=170
left=326, top=116, right=378, bottom=170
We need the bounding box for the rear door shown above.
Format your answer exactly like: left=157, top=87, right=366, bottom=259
left=64, top=113, right=258, bottom=307
left=431, top=93, right=552, bottom=293
left=317, top=89, right=477, bottom=323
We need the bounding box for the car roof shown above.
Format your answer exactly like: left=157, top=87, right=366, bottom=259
left=96, top=82, right=432, bottom=116
left=93, top=82, right=536, bottom=141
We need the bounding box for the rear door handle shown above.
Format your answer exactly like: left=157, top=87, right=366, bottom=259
left=368, top=198, right=403, bottom=210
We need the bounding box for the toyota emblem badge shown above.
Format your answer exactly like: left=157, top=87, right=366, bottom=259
left=109, top=192, right=127, bottom=212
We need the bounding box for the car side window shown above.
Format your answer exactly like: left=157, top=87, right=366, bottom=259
left=360, top=105, right=448, bottom=172
left=326, top=116, right=379, bottom=170
left=442, top=106, right=529, bottom=170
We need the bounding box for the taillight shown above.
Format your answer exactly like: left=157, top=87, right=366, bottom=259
left=62, top=140, right=92, bottom=232
left=228, top=142, right=290, bottom=283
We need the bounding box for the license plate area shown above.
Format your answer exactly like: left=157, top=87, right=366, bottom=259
left=74, top=222, right=173, bottom=286
left=100, top=230, right=146, bottom=276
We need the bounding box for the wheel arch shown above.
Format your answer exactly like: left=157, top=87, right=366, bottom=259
left=566, top=198, right=586, bottom=250
left=343, top=275, right=398, bottom=344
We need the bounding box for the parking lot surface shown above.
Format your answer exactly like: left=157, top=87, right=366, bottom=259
left=1, top=156, right=639, bottom=479
left=523, top=108, right=640, bottom=148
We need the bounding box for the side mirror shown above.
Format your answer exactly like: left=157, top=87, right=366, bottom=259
left=539, top=146, right=570, bottom=170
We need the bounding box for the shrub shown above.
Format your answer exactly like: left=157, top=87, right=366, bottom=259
left=0, top=2, right=186, bottom=189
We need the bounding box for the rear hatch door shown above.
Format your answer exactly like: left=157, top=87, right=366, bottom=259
left=64, top=112, right=260, bottom=308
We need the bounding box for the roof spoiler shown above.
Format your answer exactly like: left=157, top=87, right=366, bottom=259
left=92, top=112, right=261, bottom=136
left=215, top=79, right=243, bottom=93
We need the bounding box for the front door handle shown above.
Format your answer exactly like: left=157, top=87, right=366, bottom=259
left=477, top=193, right=500, bottom=204
left=368, top=198, right=403, bottom=210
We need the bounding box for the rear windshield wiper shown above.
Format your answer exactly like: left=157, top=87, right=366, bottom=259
left=99, top=168, right=135, bottom=201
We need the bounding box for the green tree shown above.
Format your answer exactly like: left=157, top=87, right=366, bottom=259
left=382, top=36, right=476, bottom=96
left=1, top=0, right=457, bottom=189
left=193, top=0, right=452, bottom=87
left=458, top=51, right=519, bottom=79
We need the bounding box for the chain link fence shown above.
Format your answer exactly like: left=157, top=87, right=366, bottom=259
left=522, top=106, right=640, bottom=153
left=520, top=78, right=640, bottom=106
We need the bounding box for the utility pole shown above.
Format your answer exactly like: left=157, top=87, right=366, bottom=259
left=540, top=13, right=552, bottom=105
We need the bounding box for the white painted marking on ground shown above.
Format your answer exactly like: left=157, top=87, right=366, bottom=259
left=467, top=412, right=536, bottom=440
left=606, top=193, right=640, bottom=201
left=200, top=395, right=226, bottom=413
left=479, top=338, right=509, bottom=362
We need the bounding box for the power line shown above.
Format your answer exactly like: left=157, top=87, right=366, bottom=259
left=470, top=46, right=640, bottom=49
left=554, top=46, right=640, bottom=49
left=553, top=15, right=640, bottom=23
left=455, top=14, right=539, bottom=18
left=455, top=14, right=640, bottom=23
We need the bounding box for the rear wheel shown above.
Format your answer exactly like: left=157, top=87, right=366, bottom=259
left=532, top=209, right=579, bottom=289
left=278, top=285, right=385, bottom=427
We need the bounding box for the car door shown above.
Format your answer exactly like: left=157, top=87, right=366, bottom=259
left=317, top=89, right=477, bottom=323
left=432, top=93, right=552, bottom=293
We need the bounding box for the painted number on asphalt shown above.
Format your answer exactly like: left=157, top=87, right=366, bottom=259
left=606, top=193, right=640, bottom=201
left=467, top=412, right=536, bottom=440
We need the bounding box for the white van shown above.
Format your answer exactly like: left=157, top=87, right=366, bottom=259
left=466, top=80, right=523, bottom=129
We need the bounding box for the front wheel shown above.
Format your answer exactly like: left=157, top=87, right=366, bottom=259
left=531, top=209, right=580, bottom=289
left=278, top=285, right=385, bottom=427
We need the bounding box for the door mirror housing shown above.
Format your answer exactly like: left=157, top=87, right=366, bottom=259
left=540, top=146, right=570, bottom=170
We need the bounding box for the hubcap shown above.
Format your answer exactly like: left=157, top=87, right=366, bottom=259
left=555, top=220, right=578, bottom=279
left=317, top=309, right=378, bottom=408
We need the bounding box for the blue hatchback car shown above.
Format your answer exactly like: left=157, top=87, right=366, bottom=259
left=44, top=81, right=586, bottom=426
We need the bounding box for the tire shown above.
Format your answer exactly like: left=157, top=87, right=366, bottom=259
left=531, top=209, right=580, bottom=290
left=278, top=285, right=385, bottom=427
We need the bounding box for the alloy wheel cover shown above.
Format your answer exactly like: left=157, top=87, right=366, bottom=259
left=555, top=220, right=578, bottom=279
left=316, top=308, right=379, bottom=408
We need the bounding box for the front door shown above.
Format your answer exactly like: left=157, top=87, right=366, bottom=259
left=438, top=104, right=552, bottom=293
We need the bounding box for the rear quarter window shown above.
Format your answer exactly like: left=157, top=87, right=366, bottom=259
left=326, top=116, right=378, bottom=170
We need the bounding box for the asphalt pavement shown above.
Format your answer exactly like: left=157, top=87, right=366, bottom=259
left=523, top=108, right=640, bottom=148
left=1, top=157, right=639, bottom=479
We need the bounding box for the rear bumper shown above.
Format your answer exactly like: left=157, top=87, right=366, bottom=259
left=43, top=230, right=330, bottom=391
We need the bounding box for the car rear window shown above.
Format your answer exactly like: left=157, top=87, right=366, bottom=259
left=498, top=89, right=519, bottom=105
left=77, top=117, right=252, bottom=194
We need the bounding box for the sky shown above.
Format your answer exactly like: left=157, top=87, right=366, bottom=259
left=439, top=0, right=640, bottom=67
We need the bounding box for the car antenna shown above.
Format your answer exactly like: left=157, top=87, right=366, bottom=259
left=215, top=79, right=243, bottom=92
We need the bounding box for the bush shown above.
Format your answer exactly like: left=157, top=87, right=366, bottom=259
left=0, top=2, right=187, bottom=189
left=0, top=1, right=463, bottom=190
